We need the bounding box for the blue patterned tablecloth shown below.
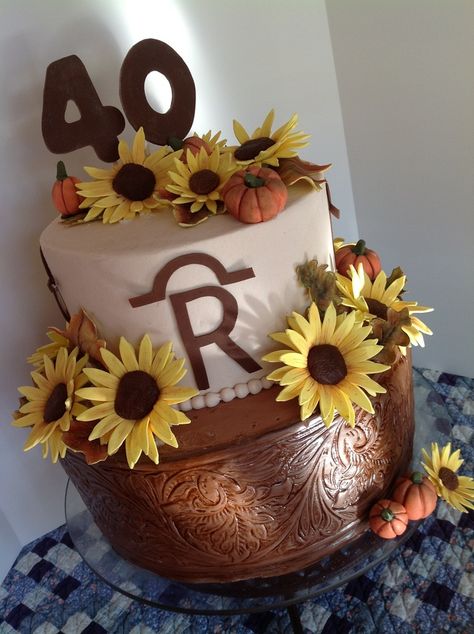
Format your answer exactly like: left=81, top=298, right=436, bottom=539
left=1, top=368, right=473, bottom=633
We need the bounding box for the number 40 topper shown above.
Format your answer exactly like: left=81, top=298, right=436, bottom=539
left=41, top=39, right=196, bottom=163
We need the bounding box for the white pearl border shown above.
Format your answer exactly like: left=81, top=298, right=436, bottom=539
left=179, top=377, right=274, bottom=411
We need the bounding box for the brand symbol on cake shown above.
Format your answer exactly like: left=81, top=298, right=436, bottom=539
left=129, top=253, right=262, bottom=390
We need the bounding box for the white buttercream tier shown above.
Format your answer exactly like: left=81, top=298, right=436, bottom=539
left=40, top=184, right=334, bottom=395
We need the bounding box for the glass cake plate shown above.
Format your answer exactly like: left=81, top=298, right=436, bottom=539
left=65, top=368, right=449, bottom=617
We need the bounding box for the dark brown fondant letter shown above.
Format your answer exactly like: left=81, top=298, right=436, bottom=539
left=129, top=253, right=261, bottom=389
left=170, top=287, right=261, bottom=390
left=120, top=39, right=195, bottom=146
left=42, top=55, right=125, bottom=162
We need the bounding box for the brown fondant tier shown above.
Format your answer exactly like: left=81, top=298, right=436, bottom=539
left=61, top=353, right=414, bottom=583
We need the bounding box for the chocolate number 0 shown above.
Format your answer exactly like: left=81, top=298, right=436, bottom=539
left=41, top=39, right=196, bottom=162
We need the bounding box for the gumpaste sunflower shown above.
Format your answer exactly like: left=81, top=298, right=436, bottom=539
left=231, top=109, right=310, bottom=167
left=422, top=442, right=474, bottom=513
left=166, top=147, right=235, bottom=214
left=77, top=127, right=179, bottom=224
left=27, top=330, right=68, bottom=368
left=12, top=347, right=88, bottom=463
left=336, top=264, right=433, bottom=347
left=263, top=303, right=389, bottom=427
left=75, top=335, right=198, bottom=469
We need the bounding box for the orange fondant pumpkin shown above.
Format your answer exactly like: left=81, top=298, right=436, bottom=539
left=222, top=166, right=288, bottom=224
left=52, top=161, right=82, bottom=216
left=182, top=136, right=211, bottom=158
left=369, top=499, right=408, bottom=539
left=392, top=471, right=437, bottom=520
left=168, top=136, right=212, bottom=161
left=335, top=239, right=381, bottom=280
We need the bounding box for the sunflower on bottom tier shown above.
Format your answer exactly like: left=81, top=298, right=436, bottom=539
left=76, top=335, right=198, bottom=469
left=13, top=347, right=88, bottom=463
left=263, top=303, right=389, bottom=427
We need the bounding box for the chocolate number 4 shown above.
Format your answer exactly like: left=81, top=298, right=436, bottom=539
left=41, top=39, right=196, bottom=163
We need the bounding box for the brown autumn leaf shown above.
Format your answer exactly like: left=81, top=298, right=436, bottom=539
left=276, top=157, right=340, bottom=217
left=62, top=420, right=109, bottom=465
left=296, top=259, right=341, bottom=313
left=51, top=309, right=106, bottom=364
left=371, top=308, right=411, bottom=365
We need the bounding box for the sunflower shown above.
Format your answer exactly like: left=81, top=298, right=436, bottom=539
left=230, top=109, right=310, bottom=167
left=76, top=127, right=180, bottom=224
left=263, top=303, right=389, bottom=427
left=421, top=442, right=474, bottom=512
left=75, top=335, right=198, bottom=469
left=27, top=330, right=69, bottom=368
left=12, top=347, right=88, bottom=463
left=336, top=263, right=433, bottom=347
left=166, top=147, right=236, bottom=214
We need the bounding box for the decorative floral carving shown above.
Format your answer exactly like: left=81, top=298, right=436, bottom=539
left=62, top=354, right=413, bottom=583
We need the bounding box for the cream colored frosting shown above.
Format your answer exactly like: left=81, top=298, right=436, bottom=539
left=40, top=184, right=334, bottom=395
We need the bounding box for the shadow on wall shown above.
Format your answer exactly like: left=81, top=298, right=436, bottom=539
left=0, top=7, right=127, bottom=556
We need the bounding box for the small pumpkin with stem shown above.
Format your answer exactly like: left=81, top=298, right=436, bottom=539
left=222, top=166, right=288, bottom=224
left=369, top=499, right=408, bottom=539
left=335, top=239, right=382, bottom=280
left=51, top=161, right=82, bottom=217
left=392, top=471, right=437, bottom=520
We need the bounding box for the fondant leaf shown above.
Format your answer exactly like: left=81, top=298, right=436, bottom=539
left=296, top=259, right=341, bottom=313
left=173, top=206, right=209, bottom=227
left=63, top=420, right=109, bottom=464
left=51, top=309, right=106, bottom=364
left=276, top=157, right=340, bottom=217
left=277, top=156, right=330, bottom=189
left=371, top=308, right=411, bottom=364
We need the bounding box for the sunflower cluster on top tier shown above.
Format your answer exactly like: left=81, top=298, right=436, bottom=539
left=67, top=110, right=313, bottom=226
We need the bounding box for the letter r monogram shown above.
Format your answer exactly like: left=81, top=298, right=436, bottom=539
left=129, top=253, right=262, bottom=390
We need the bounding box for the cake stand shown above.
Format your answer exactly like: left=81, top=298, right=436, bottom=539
left=65, top=368, right=449, bottom=632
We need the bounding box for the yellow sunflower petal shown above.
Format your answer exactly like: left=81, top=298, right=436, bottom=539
left=77, top=401, right=115, bottom=422
left=108, top=419, right=134, bottom=454
left=84, top=368, right=119, bottom=389
left=88, top=413, right=123, bottom=440
left=100, top=348, right=127, bottom=378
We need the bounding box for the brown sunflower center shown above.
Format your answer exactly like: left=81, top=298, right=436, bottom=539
left=189, top=169, right=220, bottom=195
left=113, top=163, right=156, bottom=201
left=307, top=344, right=348, bottom=385
left=438, top=467, right=459, bottom=491
left=366, top=298, right=388, bottom=320
left=234, top=136, right=275, bottom=161
left=114, top=370, right=160, bottom=420
left=44, top=383, right=68, bottom=423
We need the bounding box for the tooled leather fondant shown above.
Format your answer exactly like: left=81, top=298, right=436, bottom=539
left=61, top=352, right=414, bottom=583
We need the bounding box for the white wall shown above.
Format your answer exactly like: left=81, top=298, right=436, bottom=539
left=326, top=0, right=474, bottom=377
left=0, top=0, right=355, bottom=581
